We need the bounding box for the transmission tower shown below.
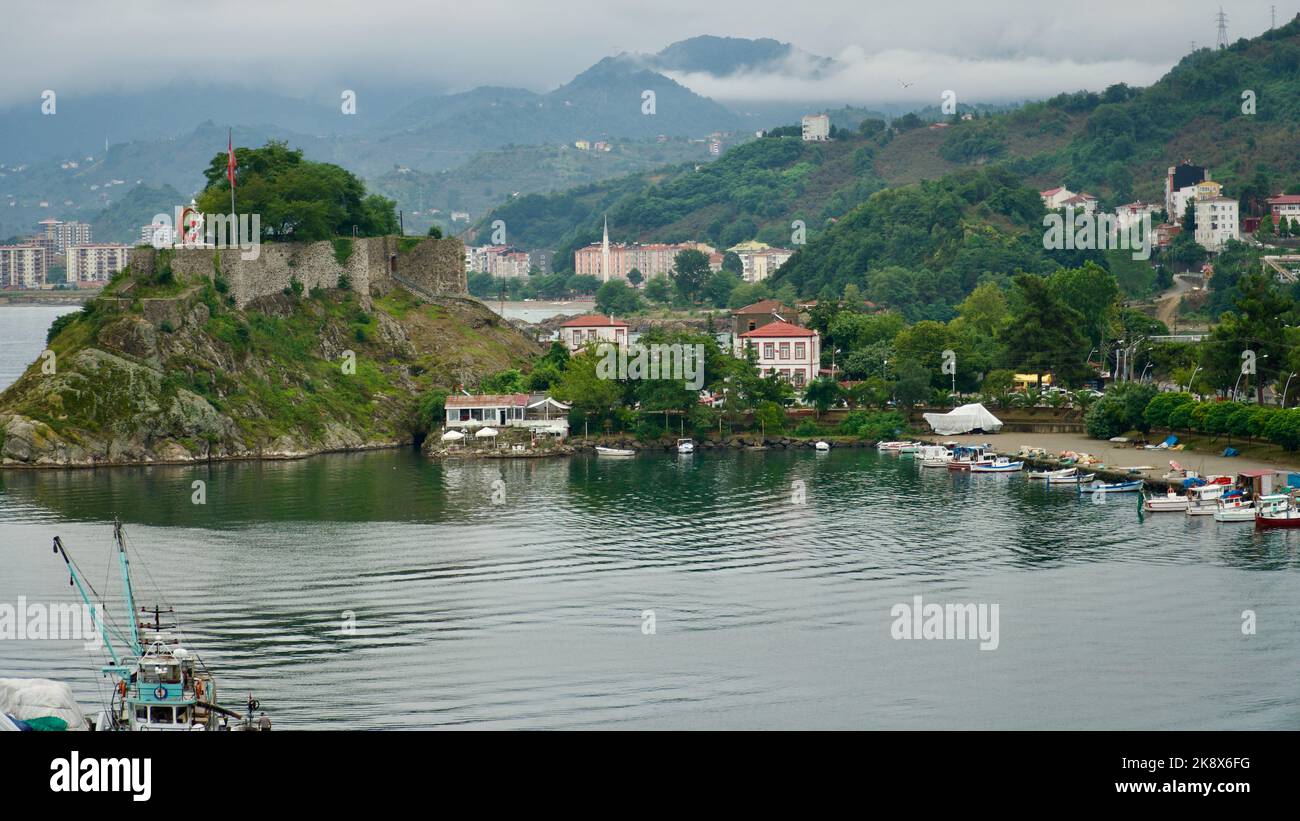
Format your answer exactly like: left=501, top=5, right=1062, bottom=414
left=1216, top=7, right=1229, bottom=49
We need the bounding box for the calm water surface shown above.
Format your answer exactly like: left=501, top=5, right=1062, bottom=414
left=1, top=306, right=1298, bottom=729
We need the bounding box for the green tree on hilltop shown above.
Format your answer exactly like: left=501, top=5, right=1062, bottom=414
left=198, top=140, right=398, bottom=242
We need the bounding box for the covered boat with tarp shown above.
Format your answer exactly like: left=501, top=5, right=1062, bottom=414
left=922, top=403, right=1004, bottom=435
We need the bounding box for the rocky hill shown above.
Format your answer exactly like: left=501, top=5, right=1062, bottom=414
left=0, top=242, right=540, bottom=467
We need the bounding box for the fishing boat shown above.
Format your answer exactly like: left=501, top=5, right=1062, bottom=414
left=814, top=440, right=831, bottom=452
left=676, top=438, right=695, bottom=454
left=1143, top=488, right=1189, bottom=512
left=947, top=445, right=994, bottom=471
left=1047, top=471, right=1094, bottom=485
left=51, top=520, right=268, bottom=731
left=897, top=443, right=922, bottom=456
left=595, top=446, right=636, bottom=457
left=1085, top=479, right=1144, bottom=493
left=876, top=441, right=912, bottom=453
left=1213, top=493, right=1255, bottom=523
left=970, top=457, right=1023, bottom=473
left=1185, top=482, right=1229, bottom=516
left=917, top=445, right=952, bottom=467
left=1028, top=467, right=1077, bottom=481
left=1255, top=493, right=1300, bottom=529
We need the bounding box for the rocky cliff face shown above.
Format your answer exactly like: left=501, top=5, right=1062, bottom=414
left=0, top=266, right=539, bottom=468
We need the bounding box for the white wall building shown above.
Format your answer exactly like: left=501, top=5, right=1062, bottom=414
left=1194, top=196, right=1239, bottom=251
left=67, top=244, right=130, bottom=284
left=801, top=114, right=830, bottom=142
left=559, top=314, right=629, bottom=351
left=0, top=245, right=48, bottom=289
left=736, top=320, right=820, bottom=388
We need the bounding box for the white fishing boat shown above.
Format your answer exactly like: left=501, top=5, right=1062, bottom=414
left=1186, top=482, right=1230, bottom=515
left=1047, top=470, right=1094, bottom=485
left=947, top=445, right=993, bottom=471
left=918, top=445, right=952, bottom=467
left=47, top=520, right=268, bottom=731
left=876, top=441, right=912, bottom=453
left=1085, top=479, right=1144, bottom=493
left=676, top=438, right=695, bottom=454
left=1255, top=493, right=1300, bottom=529
left=1143, top=488, right=1189, bottom=512
left=970, top=457, right=1023, bottom=473
left=1213, top=494, right=1255, bottom=523
left=814, top=440, right=831, bottom=452
left=595, top=446, right=636, bottom=457
left=1028, top=467, right=1077, bottom=481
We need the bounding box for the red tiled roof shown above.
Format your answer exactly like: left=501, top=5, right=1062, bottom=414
left=739, top=320, right=817, bottom=338
left=559, top=314, right=629, bottom=328
left=1268, top=195, right=1300, bottom=205
left=734, top=299, right=795, bottom=315
left=445, top=393, right=529, bottom=408
left=1040, top=187, right=1065, bottom=196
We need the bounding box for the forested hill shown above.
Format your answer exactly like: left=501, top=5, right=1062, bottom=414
left=483, top=134, right=887, bottom=270
left=484, top=17, right=1300, bottom=272
left=835, top=17, right=1300, bottom=206
left=769, top=167, right=1103, bottom=320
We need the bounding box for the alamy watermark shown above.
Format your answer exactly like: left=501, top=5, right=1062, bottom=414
left=149, top=206, right=260, bottom=260
left=0, top=598, right=100, bottom=650
left=1043, top=207, right=1151, bottom=261
left=596, top=342, right=704, bottom=391
left=890, top=595, right=999, bottom=650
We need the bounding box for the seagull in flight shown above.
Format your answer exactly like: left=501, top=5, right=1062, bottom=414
left=898, top=79, right=915, bottom=89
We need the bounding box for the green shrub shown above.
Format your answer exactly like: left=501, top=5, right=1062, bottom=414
left=1143, top=391, right=1193, bottom=429
left=331, top=237, right=354, bottom=266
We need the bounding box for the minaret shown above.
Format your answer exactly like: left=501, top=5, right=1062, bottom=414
left=601, top=215, right=611, bottom=282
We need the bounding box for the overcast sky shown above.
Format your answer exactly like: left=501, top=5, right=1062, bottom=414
left=2, top=0, right=1284, bottom=108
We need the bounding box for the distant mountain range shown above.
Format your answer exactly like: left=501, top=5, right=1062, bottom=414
left=0, top=36, right=910, bottom=243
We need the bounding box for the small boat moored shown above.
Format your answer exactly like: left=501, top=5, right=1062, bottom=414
left=1255, top=493, right=1300, bottom=529
left=595, top=446, right=636, bottom=457
left=1143, top=488, right=1189, bottom=512
left=676, top=438, right=695, bottom=454
left=970, top=457, right=1023, bottom=473
left=814, top=440, right=831, bottom=452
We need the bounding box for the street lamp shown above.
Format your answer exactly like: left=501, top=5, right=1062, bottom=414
left=1186, top=364, right=1202, bottom=395
left=1232, top=354, right=1268, bottom=402
left=1140, top=362, right=1153, bottom=383
left=1284, top=372, right=1297, bottom=407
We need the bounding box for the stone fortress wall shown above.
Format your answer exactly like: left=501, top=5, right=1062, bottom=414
left=127, top=235, right=467, bottom=308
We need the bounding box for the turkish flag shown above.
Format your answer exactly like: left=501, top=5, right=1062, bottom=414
left=226, top=130, right=237, bottom=189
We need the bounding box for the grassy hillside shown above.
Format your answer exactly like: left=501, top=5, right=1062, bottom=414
left=0, top=262, right=540, bottom=467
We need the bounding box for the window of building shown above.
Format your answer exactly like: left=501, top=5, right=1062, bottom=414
left=763, top=343, right=775, bottom=359
left=779, top=343, right=790, bottom=360
left=794, top=342, right=805, bottom=359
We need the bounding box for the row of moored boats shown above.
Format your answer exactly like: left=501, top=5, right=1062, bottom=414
left=878, top=441, right=1300, bottom=527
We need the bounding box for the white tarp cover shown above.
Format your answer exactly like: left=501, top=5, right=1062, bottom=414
left=922, top=403, right=1004, bottom=435
left=0, top=678, right=87, bottom=730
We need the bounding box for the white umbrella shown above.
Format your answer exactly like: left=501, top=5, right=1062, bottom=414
left=440, top=429, right=465, bottom=441
left=475, top=427, right=499, bottom=438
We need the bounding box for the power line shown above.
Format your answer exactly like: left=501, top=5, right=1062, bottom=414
left=1216, top=7, right=1229, bottom=50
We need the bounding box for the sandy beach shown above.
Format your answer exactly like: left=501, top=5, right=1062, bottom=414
left=933, top=431, right=1300, bottom=481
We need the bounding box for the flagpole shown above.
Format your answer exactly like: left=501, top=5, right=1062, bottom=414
left=229, top=128, right=235, bottom=218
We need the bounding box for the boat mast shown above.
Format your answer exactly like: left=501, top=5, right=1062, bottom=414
left=52, top=536, right=122, bottom=668
left=114, top=518, right=143, bottom=656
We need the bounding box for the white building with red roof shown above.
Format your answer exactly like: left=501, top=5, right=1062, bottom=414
left=1267, top=194, right=1300, bottom=226
left=1039, top=187, right=1075, bottom=210
left=445, top=393, right=530, bottom=428
left=736, top=320, right=821, bottom=388
left=558, top=314, right=629, bottom=351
